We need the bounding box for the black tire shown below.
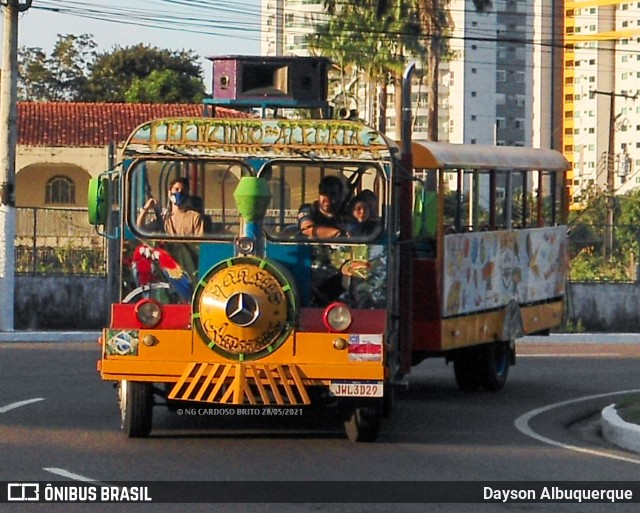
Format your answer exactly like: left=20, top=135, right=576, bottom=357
left=119, top=380, right=153, bottom=438
left=382, top=383, right=395, bottom=418
left=478, top=341, right=511, bottom=391
left=344, top=407, right=381, bottom=443
left=453, top=349, right=482, bottom=391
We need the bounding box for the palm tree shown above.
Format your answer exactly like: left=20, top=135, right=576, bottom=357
left=310, top=1, right=424, bottom=127
left=323, top=0, right=493, bottom=141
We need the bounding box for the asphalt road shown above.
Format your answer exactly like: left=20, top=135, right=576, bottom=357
left=1, top=336, right=639, bottom=513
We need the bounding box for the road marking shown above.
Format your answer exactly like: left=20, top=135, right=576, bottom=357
left=0, top=398, right=44, bottom=413
left=515, top=389, right=640, bottom=465
left=43, top=468, right=99, bottom=482
left=520, top=354, right=620, bottom=358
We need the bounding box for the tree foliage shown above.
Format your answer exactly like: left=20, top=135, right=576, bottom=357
left=318, top=0, right=493, bottom=139
left=86, top=44, right=205, bottom=103
left=615, top=189, right=640, bottom=258
left=18, top=47, right=51, bottom=100
left=568, top=187, right=640, bottom=281
left=18, top=35, right=205, bottom=103
left=310, top=0, right=425, bottom=124
left=125, top=68, right=205, bottom=103
left=19, top=34, right=96, bottom=101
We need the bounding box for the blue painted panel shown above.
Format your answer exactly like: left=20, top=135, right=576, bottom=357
left=266, top=243, right=313, bottom=306
left=198, top=243, right=235, bottom=276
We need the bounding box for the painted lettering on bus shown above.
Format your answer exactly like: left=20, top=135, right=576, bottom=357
left=202, top=320, right=285, bottom=354
left=219, top=268, right=284, bottom=304
left=142, top=119, right=379, bottom=148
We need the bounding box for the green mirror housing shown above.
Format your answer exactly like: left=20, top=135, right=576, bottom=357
left=87, top=177, right=110, bottom=226
left=233, top=176, right=272, bottom=222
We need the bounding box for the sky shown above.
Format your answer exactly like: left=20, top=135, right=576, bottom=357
left=1, top=0, right=263, bottom=90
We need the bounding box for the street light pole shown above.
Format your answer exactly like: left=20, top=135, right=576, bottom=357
left=591, top=88, right=638, bottom=263
left=0, top=0, right=32, bottom=331
left=605, top=91, right=616, bottom=264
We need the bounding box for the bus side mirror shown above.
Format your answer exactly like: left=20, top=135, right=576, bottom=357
left=88, top=177, right=110, bottom=226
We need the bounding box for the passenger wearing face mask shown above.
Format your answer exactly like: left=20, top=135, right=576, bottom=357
left=137, top=177, right=204, bottom=236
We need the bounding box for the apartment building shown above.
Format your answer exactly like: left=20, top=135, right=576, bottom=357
left=564, top=0, right=640, bottom=202
left=261, top=0, right=328, bottom=57
left=260, top=0, right=552, bottom=147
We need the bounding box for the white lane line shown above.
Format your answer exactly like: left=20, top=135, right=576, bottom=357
left=520, top=354, right=621, bottom=358
left=0, top=398, right=44, bottom=413
left=514, top=389, right=640, bottom=465
left=43, top=468, right=99, bottom=482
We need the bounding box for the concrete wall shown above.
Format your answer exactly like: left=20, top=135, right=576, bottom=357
left=13, top=277, right=640, bottom=333
left=15, top=276, right=108, bottom=330
left=565, top=282, right=640, bottom=333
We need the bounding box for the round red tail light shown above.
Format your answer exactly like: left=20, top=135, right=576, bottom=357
left=323, top=302, right=352, bottom=332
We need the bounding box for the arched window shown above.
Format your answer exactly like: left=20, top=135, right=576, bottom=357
left=45, top=175, right=75, bottom=204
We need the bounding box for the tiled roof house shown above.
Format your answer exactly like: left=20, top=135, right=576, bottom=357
left=17, top=102, right=243, bottom=147
left=15, top=102, right=243, bottom=208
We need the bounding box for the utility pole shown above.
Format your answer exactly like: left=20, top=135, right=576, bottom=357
left=0, top=0, right=32, bottom=331
left=591, top=89, right=637, bottom=263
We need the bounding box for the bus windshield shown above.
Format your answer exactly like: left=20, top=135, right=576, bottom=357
left=129, top=157, right=386, bottom=243
left=259, top=160, right=385, bottom=242
left=129, top=158, right=253, bottom=240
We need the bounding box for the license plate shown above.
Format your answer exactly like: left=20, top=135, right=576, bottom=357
left=329, top=381, right=383, bottom=397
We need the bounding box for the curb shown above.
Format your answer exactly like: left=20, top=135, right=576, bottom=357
left=521, top=333, right=640, bottom=344
left=0, top=331, right=100, bottom=343
left=601, top=404, right=640, bottom=455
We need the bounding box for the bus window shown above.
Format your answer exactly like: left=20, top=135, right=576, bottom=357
left=494, top=171, right=510, bottom=229
left=538, top=170, right=560, bottom=226
left=512, top=170, right=530, bottom=228
left=442, top=168, right=487, bottom=232
left=412, top=169, right=437, bottom=253
left=129, top=159, right=252, bottom=239
left=261, top=161, right=386, bottom=242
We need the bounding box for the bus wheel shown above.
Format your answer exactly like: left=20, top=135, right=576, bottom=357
left=344, top=407, right=381, bottom=443
left=382, top=383, right=395, bottom=418
left=453, top=350, right=482, bottom=391
left=478, top=341, right=511, bottom=391
left=119, top=380, right=153, bottom=438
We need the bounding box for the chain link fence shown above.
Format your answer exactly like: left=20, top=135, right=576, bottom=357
left=15, top=207, right=106, bottom=276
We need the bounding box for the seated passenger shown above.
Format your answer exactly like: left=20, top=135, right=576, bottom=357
left=346, top=193, right=379, bottom=238
left=137, top=177, right=204, bottom=236
left=359, top=189, right=379, bottom=221
left=298, top=175, right=346, bottom=239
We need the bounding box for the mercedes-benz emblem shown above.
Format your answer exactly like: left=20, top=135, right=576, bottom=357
left=225, top=292, right=260, bottom=327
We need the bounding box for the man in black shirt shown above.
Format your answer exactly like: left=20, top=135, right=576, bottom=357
left=298, top=175, right=346, bottom=238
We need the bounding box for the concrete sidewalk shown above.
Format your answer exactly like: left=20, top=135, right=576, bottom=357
left=1, top=330, right=638, bottom=455
left=0, top=331, right=100, bottom=342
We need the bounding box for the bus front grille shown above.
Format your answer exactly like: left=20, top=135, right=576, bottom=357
left=168, top=362, right=311, bottom=406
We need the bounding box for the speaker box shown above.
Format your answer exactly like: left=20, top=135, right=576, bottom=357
left=209, top=56, right=330, bottom=104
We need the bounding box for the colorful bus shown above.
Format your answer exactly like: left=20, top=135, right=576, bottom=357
left=88, top=57, right=569, bottom=442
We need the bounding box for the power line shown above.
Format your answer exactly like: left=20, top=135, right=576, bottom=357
left=22, top=0, right=640, bottom=64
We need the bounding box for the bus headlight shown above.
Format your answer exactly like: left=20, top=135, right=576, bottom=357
left=323, top=302, right=352, bottom=332
left=134, top=299, right=162, bottom=328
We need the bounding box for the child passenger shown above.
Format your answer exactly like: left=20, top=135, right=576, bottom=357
left=346, top=193, right=379, bottom=237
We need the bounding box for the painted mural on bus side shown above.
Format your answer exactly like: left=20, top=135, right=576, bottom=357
left=443, top=226, right=567, bottom=317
